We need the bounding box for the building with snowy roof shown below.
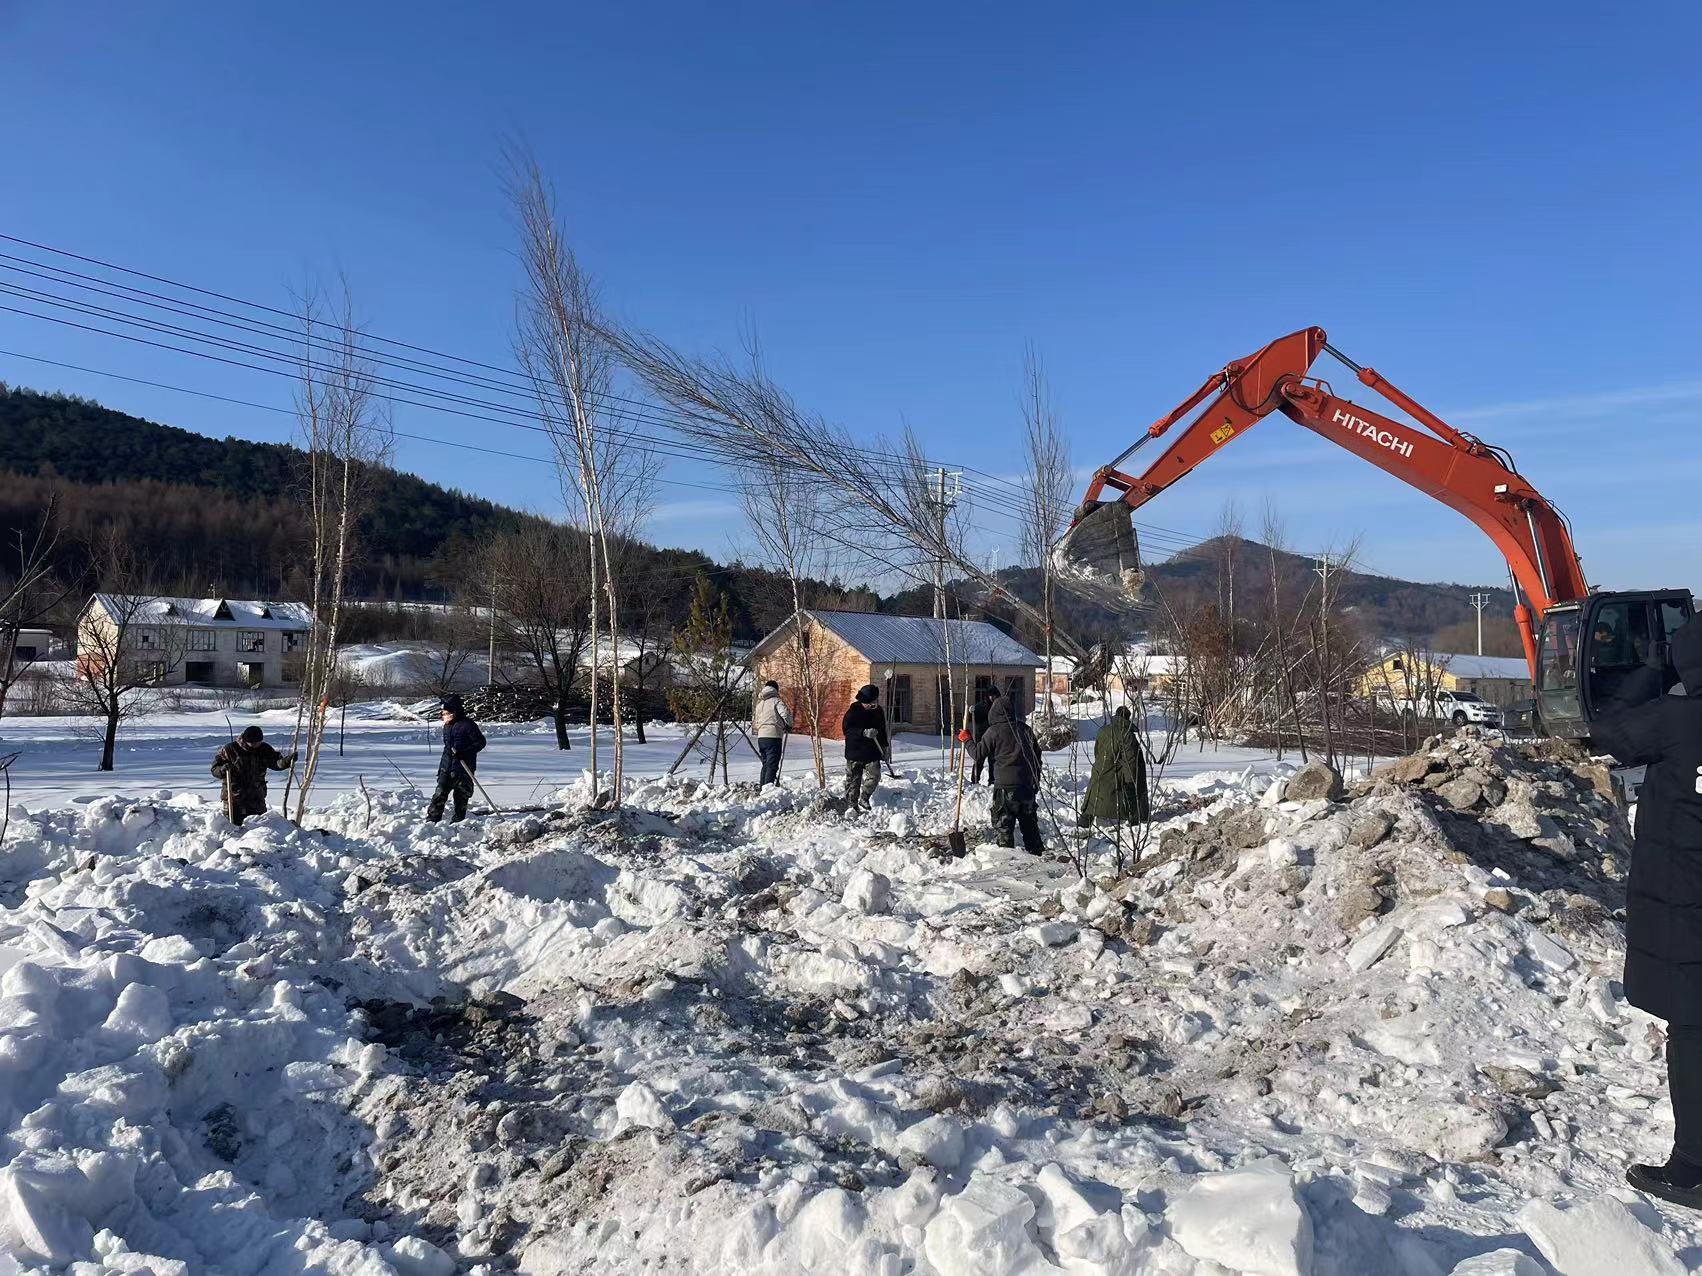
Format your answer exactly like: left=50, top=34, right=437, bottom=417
left=77, top=595, right=314, bottom=689
left=1359, top=648, right=1533, bottom=709
left=748, top=609, right=1044, bottom=738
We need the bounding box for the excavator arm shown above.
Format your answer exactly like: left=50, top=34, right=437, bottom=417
left=1058, top=326, right=1590, bottom=677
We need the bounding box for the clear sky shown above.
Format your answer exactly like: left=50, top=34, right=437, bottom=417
left=2, top=2, right=1697, bottom=595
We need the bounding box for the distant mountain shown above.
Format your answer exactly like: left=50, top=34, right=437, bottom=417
left=914, top=535, right=1519, bottom=654
left=0, top=385, right=1522, bottom=651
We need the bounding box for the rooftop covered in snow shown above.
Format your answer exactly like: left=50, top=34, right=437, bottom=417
left=86, top=595, right=315, bottom=631
left=751, top=609, right=1043, bottom=667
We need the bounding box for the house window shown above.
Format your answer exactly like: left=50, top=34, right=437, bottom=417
left=139, top=661, right=167, bottom=683
left=284, top=630, right=305, bottom=653
left=238, top=630, right=267, bottom=653
left=891, top=674, right=913, bottom=723
left=1004, top=675, right=1024, bottom=704
left=132, top=627, right=161, bottom=650
left=187, top=629, right=217, bottom=652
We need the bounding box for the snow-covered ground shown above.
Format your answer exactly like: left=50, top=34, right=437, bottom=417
left=1, top=711, right=1695, bottom=1274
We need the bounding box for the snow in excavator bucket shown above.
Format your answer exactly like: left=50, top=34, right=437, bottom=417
left=1051, top=499, right=1144, bottom=613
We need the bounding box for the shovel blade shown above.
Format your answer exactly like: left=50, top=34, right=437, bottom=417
left=1051, top=500, right=1145, bottom=613
left=947, top=828, right=968, bottom=855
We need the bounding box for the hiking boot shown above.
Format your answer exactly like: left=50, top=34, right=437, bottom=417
left=1628, top=1156, right=1702, bottom=1209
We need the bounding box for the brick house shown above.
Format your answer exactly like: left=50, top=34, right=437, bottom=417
left=748, top=610, right=1044, bottom=740
left=77, top=595, right=314, bottom=689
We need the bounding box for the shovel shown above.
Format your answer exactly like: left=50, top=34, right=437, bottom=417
left=947, top=707, right=971, bottom=855
left=459, top=758, right=504, bottom=813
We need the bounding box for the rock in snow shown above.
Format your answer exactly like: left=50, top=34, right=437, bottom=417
left=1345, top=921, right=1403, bottom=972
left=1517, top=1194, right=1685, bottom=1276
left=1167, top=1164, right=1315, bottom=1276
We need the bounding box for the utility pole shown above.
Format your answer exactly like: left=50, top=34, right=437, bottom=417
left=929, top=467, right=962, bottom=620
left=487, top=579, right=497, bottom=688
left=1314, top=555, right=1337, bottom=766
left=1469, top=591, right=1490, bottom=656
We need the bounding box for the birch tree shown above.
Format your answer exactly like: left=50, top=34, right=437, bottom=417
left=510, top=155, right=652, bottom=806
left=289, top=284, right=392, bottom=820
left=1017, top=345, right=1072, bottom=727
left=739, top=455, right=835, bottom=785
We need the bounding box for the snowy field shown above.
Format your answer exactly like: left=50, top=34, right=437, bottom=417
left=0, top=703, right=1286, bottom=815
left=0, top=708, right=1697, bottom=1274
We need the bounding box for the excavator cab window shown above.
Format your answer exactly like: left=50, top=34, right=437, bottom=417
left=1583, top=595, right=1690, bottom=717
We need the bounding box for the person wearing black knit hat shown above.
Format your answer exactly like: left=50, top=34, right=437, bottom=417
left=428, top=694, right=486, bottom=823
left=210, top=726, right=294, bottom=825
left=840, top=683, right=888, bottom=812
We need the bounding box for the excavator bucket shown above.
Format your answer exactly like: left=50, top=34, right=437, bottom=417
left=1051, top=500, right=1145, bottom=613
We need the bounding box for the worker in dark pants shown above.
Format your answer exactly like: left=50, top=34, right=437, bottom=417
left=841, top=684, right=888, bottom=812
left=1594, top=617, right=1702, bottom=1209
left=961, top=697, right=1045, bottom=855
left=211, top=727, right=294, bottom=824
left=427, top=694, right=486, bottom=823
left=970, top=685, right=1000, bottom=786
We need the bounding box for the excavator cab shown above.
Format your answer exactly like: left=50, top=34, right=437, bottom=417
left=1534, top=590, right=1695, bottom=738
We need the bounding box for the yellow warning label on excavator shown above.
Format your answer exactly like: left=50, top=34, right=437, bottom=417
left=1211, top=421, right=1236, bottom=445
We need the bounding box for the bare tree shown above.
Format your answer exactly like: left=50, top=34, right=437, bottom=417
left=484, top=523, right=591, bottom=751
left=738, top=453, right=837, bottom=785
left=607, top=328, right=1083, bottom=660
left=1018, top=345, right=1072, bottom=727
left=1259, top=500, right=1307, bottom=761
left=509, top=154, right=654, bottom=805
left=66, top=533, right=183, bottom=771
left=0, top=494, right=76, bottom=720
left=288, top=284, right=392, bottom=819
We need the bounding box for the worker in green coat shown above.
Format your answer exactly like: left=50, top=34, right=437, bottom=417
left=1078, top=705, right=1150, bottom=829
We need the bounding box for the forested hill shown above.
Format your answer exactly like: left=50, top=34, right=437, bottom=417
left=0, top=386, right=532, bottom=591
left=0, top=386, right=856, bottom=637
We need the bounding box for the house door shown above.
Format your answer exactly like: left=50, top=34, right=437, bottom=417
left=185, top=661, right=215, bottom=685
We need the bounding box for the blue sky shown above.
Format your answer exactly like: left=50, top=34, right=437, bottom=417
left=1, top=2, right=1697, bottom=594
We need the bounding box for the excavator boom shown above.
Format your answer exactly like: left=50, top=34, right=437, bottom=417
left=1054, top=327, right=1590, bottom=678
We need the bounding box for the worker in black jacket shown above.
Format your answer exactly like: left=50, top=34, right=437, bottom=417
left=961, top=697, right=1045, bottom=855
left=841, top=684, right=888, bottom=812
left=970, top=685, right=999, bottom=786
left=1594, top=616, right=1702, bottom=1209
left=428, top=694, right=487, bottom=823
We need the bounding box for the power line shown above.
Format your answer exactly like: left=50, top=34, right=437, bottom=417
left=0, top=229, right=1208, bottom=545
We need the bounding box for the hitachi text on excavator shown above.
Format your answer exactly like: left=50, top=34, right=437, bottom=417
left=1052, top=327, right=1693, bottom=740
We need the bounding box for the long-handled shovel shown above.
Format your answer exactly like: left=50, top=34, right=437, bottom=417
left=458, top=758, right=504, bottom=814
left=947, top=707, right=971, bottom=855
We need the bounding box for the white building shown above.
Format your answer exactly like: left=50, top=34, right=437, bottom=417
left=77, top=596, right=314, bottom=689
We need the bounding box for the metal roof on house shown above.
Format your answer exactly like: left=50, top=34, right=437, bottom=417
left=89, top=595, right=314, bottom=631
left=754, top=609, right=1043, bottom=667
left=1436, top=653, right=1531, bottom=680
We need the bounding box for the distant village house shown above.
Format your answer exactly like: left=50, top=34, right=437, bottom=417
left=1361, top=650, right=1533, bottom=709
left=749, top=610, right=1044, bottom=739
left=76, top=596, right=313, bottom=689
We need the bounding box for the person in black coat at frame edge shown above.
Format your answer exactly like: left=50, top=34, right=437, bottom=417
left=1594, top=616, right=1702, bottom=1208
left=428, top=694, right=487, bottom=823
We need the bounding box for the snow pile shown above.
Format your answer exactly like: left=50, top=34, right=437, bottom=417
left=0, top=730, right=1696, bottom=1273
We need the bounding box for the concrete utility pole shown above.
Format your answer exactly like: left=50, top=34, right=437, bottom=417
left=487, top=579, right=497, bottom=688
left=1469, top=591, right=1490, bottom=656
left=929, top=468, right=962, bottom=620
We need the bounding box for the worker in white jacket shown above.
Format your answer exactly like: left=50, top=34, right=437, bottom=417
left=752, top=680, right=793, bottom=787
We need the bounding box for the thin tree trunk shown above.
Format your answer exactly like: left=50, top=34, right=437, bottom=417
left=101, top=709, right=118, bottom=771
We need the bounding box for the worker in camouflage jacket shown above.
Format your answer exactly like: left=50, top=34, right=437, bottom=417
left=1594, top=617, right=1702, bottom=1209
left=211, top=726, right=294, bottom=824
left=428, top=694, right=487, bottom=823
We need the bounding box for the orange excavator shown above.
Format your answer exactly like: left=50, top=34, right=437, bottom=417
left=1053, top=327, right=1693, bottom=740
